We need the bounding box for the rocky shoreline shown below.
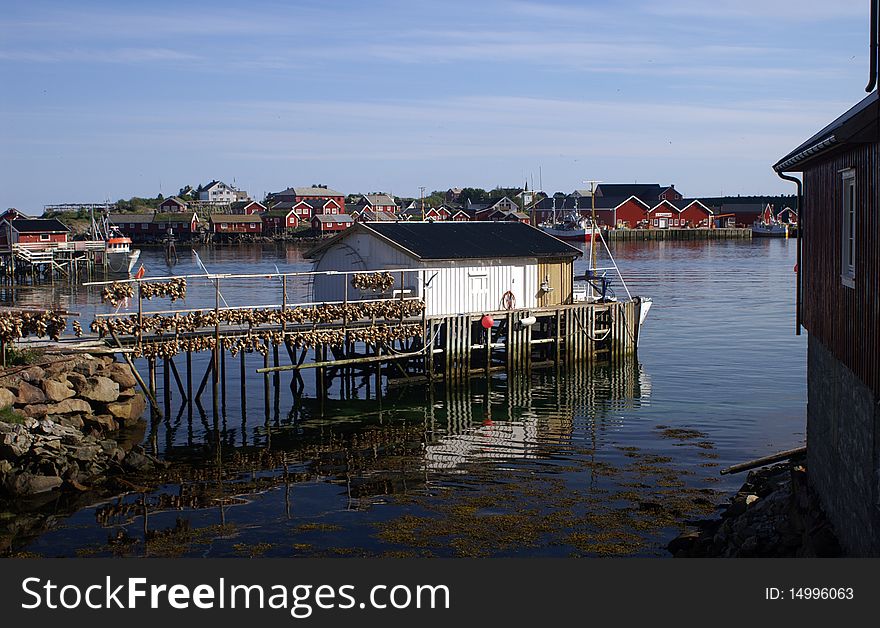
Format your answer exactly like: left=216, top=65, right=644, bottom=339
left=668, top=462, right=842, bottom=557
left=0, top=353, right=158, bottom=499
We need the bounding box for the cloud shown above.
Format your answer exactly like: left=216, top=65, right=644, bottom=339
left=0, top=47, right=201, bottom=64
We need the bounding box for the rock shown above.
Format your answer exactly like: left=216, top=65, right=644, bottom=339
left=22, top=404, right=49, bottom=418
left=65, top=372, right=88, bottom=393
left=41, top=378, right=75, bottom=403
left=0, top=459, right=12, bottom=476
left=121, top=451, right=154, bottom=472
left=6, top=472, right=63, bottom=495
left=46, top=398, right=93, bottom=415
left=83, top=414, right=118, bottom=432
left=667, top=530, right=701, bottom=556
left=745, top=494, right=760, bottom=507
left=107, top=394, right=147, bottom=422
left=0, top=387, right=17, bottom=408
left=55, top=414, right=84, bottom=429
left=16, top=381, right=46, bottom=405
left=71, top=445, right=102, bottom=462
left=23, top=417, right=38, bottom=429
left=20, top=366, right=46, bottom=382
left=62, top=478, right=89, bottom=492
left=107, top=363, right=138, bottom=390
left=117, top=387, right=137, bottom=399
left=73, top=359, right=98, bottom=377
left=78, top=376, right=120, bottom=403
left=0, top=428, right=33, bottom=458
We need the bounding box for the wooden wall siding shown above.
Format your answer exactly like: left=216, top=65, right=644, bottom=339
left=803, top=142, right=880, bottom=396
left=537, top=259, right=573, bottom=307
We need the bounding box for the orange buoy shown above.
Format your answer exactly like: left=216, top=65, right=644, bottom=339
left=481, top=314, right=494, bottom=329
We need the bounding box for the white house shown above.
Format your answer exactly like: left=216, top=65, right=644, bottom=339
left=199, top=180, right=245, bottom=205
left=305, top=222, right=582, bottom=316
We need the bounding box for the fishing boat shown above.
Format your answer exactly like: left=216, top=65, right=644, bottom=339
left=540, top=213, right=600, bottom=242
left=91, top=209, right=140, bottom=275
left=104, top=225, right=141, bottom=274
left=751, top=204, right=789, bottom=237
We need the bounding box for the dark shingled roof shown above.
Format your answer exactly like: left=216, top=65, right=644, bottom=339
left=330, top=222, right=582, bottom=260
left=9, top=218, right=69, bottom=233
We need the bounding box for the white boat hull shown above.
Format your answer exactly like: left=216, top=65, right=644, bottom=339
left=752, top=223, right=789, bottom=237
left=107, top=249, right=140, bottom=275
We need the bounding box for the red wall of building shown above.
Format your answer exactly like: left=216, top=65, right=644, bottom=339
left=614, top=199, right=649, bottom=227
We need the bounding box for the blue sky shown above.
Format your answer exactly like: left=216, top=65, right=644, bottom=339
left=0, top=0, right=871, bottom=209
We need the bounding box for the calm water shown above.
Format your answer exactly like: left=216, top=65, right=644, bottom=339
left=2, top=238, right=805, bottom=557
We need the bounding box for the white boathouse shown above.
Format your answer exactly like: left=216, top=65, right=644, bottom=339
left=305, top=221, right=582, bottom=316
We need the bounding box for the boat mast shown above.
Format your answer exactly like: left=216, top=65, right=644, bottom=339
left=583, top=179, right=601, bottom=270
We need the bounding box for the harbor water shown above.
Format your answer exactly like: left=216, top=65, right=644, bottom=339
left=1, top=238, right=805, bottom=557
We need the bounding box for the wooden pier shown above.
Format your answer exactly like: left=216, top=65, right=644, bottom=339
left=72, top=269, right=648, bottom=419
left=607, top=228, right=751, bottom=241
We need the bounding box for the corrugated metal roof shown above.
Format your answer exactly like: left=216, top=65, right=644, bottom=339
left=295, top=186, right=343, bottom=197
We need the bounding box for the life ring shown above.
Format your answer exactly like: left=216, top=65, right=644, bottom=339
left=500, top=290, right=516, bottom=310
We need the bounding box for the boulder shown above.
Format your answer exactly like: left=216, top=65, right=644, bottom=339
left=0, top=387, right=17, bottom=408
left=46, top=398, right=92, bottom=415
left=107, top=394, right=147, bottom=422
left=6, top=472, right=63, bottom=496
left=0, top=428, right=33, bottom=459
left=16, top=381, right=46, bottom=405
left=83, top=414, right=118, bottom=433
left=65, top=371, right=88, bottom=393
left=117, top=387, right=137, bottom=399
left=73, top=359, right=99, bottom=377
left=41, top=378, right=75, bottom=403
left=54, top=414, right=84, bottom=429
left=20, top=366, right=46, bottom=382
left=78, top=376, right=120, bottom=403
left=122, top=451, right=154, bottom=472
left=22, top=404, right=49, bottom=418
left=71, top=445, right=102, bottom=462
left=107, top=363, right=138, bottom=389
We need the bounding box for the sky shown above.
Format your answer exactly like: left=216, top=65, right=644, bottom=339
left=0, top=0, right=872, bottom=210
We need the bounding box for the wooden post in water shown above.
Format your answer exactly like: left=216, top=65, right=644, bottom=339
left=212, top=278, right=220, bottom=418
left=163, top=357, right=171, bottom=418
left=186, top=349, right=193, bottom=422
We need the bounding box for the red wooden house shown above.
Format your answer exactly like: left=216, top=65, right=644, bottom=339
left=0, top=218, right=69, bottom=248
left=230, top=200, right=266, bottom=215
left=268, top=186, right=345, bottom=211
left=677, top=200, right=714, bottom=227
left=646, top=200, right=682, bottom=228
left=311, top=214, right=353, bottom=234
left=611, top=196, right=650, bottom=228
left=210, top=214, right=262, bottom=239
left=158, top=197, right=188, bottom=212
left=262, top=208, right=299, bottom=233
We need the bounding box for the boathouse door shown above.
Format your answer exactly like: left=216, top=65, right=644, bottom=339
left=537, top=259, right=573, bottom=307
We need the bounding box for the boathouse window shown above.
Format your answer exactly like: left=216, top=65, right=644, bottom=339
left=841, top=169, right=856, bottom=288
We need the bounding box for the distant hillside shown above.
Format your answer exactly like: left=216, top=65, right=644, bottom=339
left=699, top=194, right=797, bottom=208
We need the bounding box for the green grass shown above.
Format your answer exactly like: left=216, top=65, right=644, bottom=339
left=3, top=346, right=44, bottom=366
left=0, top=405, right=23, bottom=424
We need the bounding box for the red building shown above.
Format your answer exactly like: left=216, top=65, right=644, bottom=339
left=677, top=200, right=714, bottom=227
left=158, top=197, right=188, bottom=212
left=609, top=196, right=650, bottom=227
left=268, top=186, right=345, bottom=211
left=311, top=214, right=353, bottom=234
left=0, top=218, right=69, bottom=247
left=646, top=200, right=684, bottom=228
left=230, top=200, right=266, bottom=215
left=210, top=214, right=263, bottom=238
left=262, top=208, right=299, bottom=233
left=111, top=212, right=199, bottom=242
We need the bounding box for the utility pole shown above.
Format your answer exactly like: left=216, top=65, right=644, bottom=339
left=419, top=186, right=426, bottom=220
